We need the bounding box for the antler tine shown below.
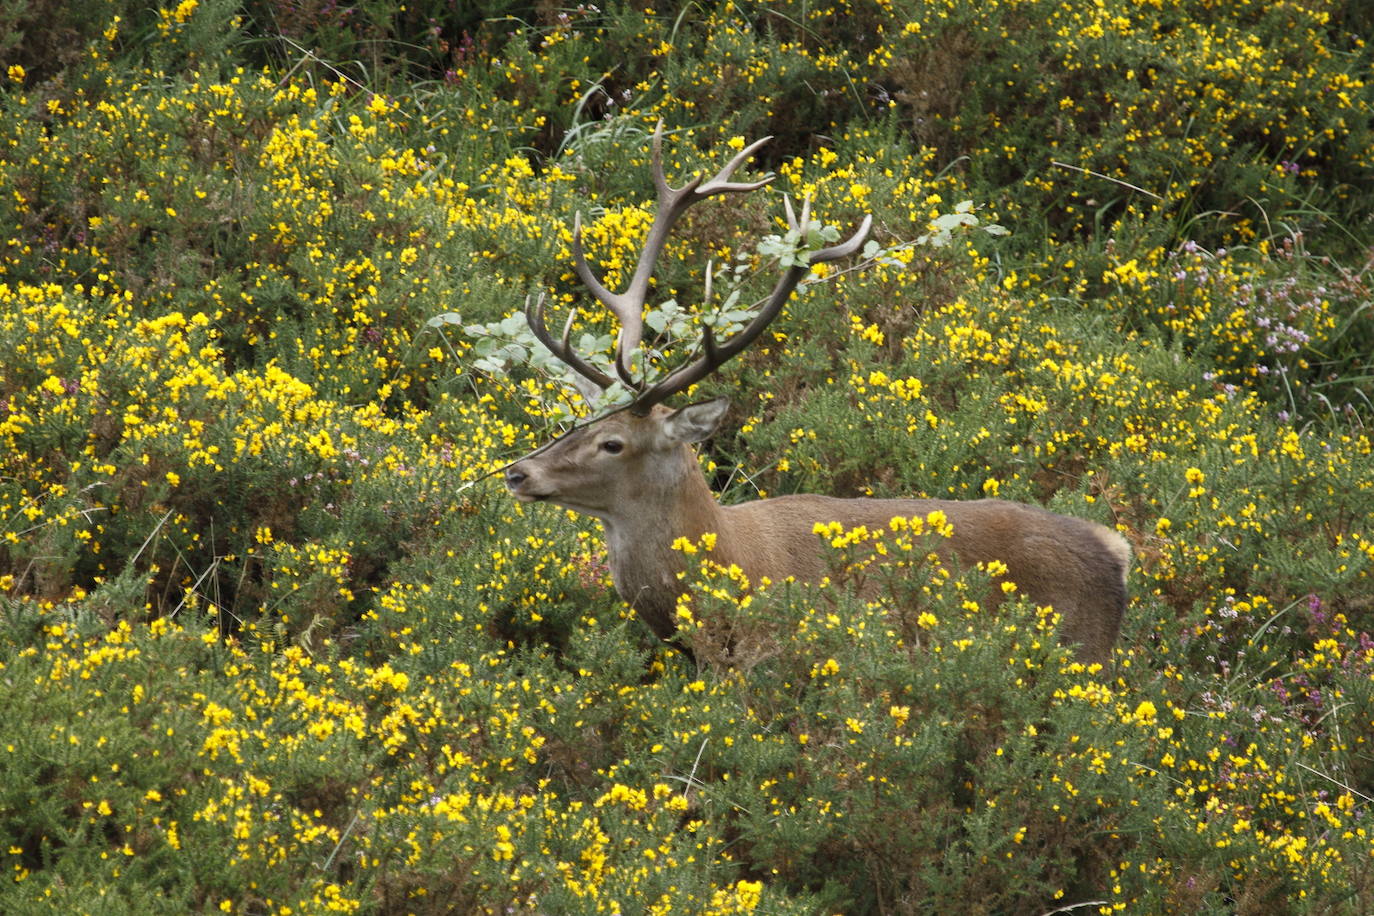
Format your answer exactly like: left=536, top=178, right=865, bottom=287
left=570, top=212, right=641, bottom=332
left=571, top=211, right=626, bottom=322
left=809, top=212, right=873, bottom=263
left=781, top=193, right=807, bottom=234
left=628, top=208, right=873, bottom=415
left=524, top=292, right=615, bottom=391
left=781, top=193, right=871, bottom=263
left=570, top=210, right=651, bottom=387
left=547, top=128, right=871, bottom=413
left=649, top=121, right=775, bottom=201
left=696, top=134, right=775, bottom=195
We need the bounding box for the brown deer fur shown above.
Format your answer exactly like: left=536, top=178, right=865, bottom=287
left=505, top=399, right=1132, bottom=666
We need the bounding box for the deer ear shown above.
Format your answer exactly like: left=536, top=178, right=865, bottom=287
left=663, top=397, right=730, bottom=444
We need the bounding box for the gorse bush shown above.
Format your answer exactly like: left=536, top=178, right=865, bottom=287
left=1, top=0, right=1373, bottom=913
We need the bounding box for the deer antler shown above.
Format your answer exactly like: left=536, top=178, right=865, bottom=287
left=631, top=197, right=871, bottom=413
left=530, top=122, right=870, bottom=415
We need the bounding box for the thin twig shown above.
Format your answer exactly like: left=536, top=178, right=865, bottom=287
left=1038, top=901, right=1109, bottom=916
left=1296, top=761, right=1374, bottom=805
left=684, top=736, right=710, bottom=803
left=1051, top=160, right=1163, bottom=200
left=131, top=509, right=174, bottom=565
left=276, top=36, right=369, bottom=94
left=319, top=809, right=362, bottom=873
left=169, top=554, right=223, bottom=619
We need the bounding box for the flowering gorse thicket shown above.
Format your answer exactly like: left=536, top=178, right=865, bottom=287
left=1, top=0, right=1373, bottom=913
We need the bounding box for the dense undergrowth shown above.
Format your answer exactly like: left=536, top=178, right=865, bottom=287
left=2, top=1, right=1373, bottom=913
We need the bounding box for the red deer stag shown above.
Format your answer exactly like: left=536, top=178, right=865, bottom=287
left=504, top=126, right=1131, bottom=665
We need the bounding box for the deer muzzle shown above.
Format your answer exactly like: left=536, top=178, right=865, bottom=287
left=504, top=464, right=555, bottom=503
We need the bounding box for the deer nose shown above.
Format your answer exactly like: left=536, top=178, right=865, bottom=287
left=504, top=468, right=527, bottom=489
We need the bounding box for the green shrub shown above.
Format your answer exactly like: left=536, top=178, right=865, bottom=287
left=3, top=1, right=1374, bottom=912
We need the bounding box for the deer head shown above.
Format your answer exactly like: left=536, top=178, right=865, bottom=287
left=504, top=397, right=725, bottom=517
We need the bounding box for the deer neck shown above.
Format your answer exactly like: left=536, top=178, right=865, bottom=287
left=603, top=447, right=724, bottom=561
left=600, top=447, right=726, bottom=638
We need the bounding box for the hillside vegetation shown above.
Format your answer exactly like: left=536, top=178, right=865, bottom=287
left=2, top=1, right=1373, bottom=912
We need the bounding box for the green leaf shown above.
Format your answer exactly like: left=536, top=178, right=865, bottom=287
left=425, top=311, right=462, bottom=328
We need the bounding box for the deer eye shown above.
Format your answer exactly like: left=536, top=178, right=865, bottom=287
left=599, top=439, right=624, bottom=455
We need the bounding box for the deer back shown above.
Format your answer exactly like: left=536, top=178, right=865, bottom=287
left=720, top=494, right=1130, bottom=664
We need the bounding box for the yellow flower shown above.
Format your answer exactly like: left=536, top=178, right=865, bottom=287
left=6, top=64, right=25, bottom=83
left=811, top=657, right=840, bottom=677
left=733, top=879, right=764, bottom=910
